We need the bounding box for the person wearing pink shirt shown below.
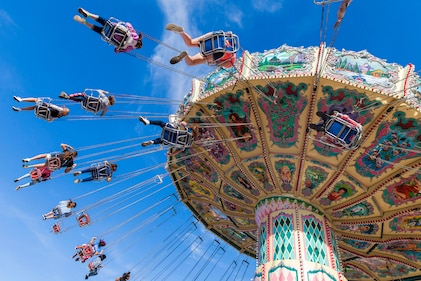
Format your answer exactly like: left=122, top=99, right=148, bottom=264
left=74, top=7, right=142, bottom=53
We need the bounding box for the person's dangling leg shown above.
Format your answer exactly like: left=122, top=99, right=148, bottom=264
left=68, top=92, right=87, bottom=103
left=14, top=172, right=30, bottom=182
left=149, top=120, right=167, bottom=128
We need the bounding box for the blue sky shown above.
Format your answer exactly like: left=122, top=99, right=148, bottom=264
left=1, top=1, right=421, bottom=280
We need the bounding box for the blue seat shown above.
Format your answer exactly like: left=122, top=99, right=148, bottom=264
left=81, top=95, right=102, bottom=114
left=90, top=163, right=112, bottom=180
left=34, top=98, right=53, bottom=121
left=101, top=17, right=129, bottom=49
left=161, top=125, right=193, bottom=149
left=324, top=114, right=362, bottom=150
left=200, top=31, right=240, bottom=57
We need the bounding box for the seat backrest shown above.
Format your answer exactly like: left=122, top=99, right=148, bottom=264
left=77, top=213, right=91, bottom=227
left=200, top=32, right=240, bottom=56
left=161, top=126, right=193, bottom=148
left=35, top=104, right=52, bottom=121
left=47, top=156, right=62, bottom=171
left=82, top=96, right=101, bottom=113
left=101, top=18, right=129, bottom=49
left=91, top=164, right=111, bottom=180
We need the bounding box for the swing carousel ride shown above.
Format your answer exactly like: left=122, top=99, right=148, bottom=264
left=9, top=1, right=421, bottom=281
left=165, top=7, right=421, bottom=281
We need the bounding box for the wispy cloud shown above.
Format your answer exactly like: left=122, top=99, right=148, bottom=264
left=251, top=0, right=284, bottom=13
left=0, top=10, right=17, bottom=30
left=152, top=0, right=241, bottom=108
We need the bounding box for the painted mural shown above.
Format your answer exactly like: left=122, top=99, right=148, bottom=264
left=313, top=87, right=374, bottom=157
left=332, top=201, right=374, bottom=218
left=326, top=49, right=400, bottom=92
left=187, top=114, right=230, bottom=165
left=231, top=216, right=254, bottom=228
left=218, top=226, right=249, bottom=244
left=338, top=237, right=371, bottom=251
left=177, top=176, right=217, bottom=202
left=357, top=257, right=417, bottom=279
left=356, top=111, right=421, bottom=178
left=191, top=201, right=230, bottom=224
left=222, top=184, right=253, bottom=204
left=274, top=159, right=295, bottom=192
left=337, top=224, right=379, bottom=235
left=256, top=46, right=313, bottom=74
left=320, top=180, right=356, bottom=206
left=246, top=160, right=274, bottom=192
left=383, top=175, right=421, bottom=206
left=213, top=90, right=258, bottom=151
left=230, top=170, right=260, bottom=196
left=257, top=82, right=308, bottom=148
left=389, top=212, right=421, bottom=233
left=222, top=199, right=253, bottom=214
left=343, top=266, right=371, bottom=280
left=302, top=163, right=329, bottom=196
left=377, top=241, right=421, bottom=262
left=180, top=154, right=219, bottom=183
left=203, top=67, right=236, bottom=92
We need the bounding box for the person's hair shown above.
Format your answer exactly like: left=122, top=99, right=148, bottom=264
left=111, top=164, right=118, bottom=171
left=135, top=33, right=143, bottom=49
left=68, top=201, right=77, bottom=208
left=98, top=239, right=106, bottom=247
left=108, top=95, right=116, bottom=105
left=62, top=107, right=70, bottom=116
left=64, top=150, right=78, bottom=159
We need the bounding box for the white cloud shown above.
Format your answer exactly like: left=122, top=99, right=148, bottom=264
left=251, top=0, right=284, bottom=13
left=0, top=9, right=17, bottom=27
left=151, top=0, right=211, bottom=106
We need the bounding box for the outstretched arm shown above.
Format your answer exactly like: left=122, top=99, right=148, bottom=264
left=61, top=143, right=75, bottom=151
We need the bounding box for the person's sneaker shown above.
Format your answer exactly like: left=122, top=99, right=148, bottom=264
left=22, top=164, right=28, bottom=168
left=13, top=96, right=22, bottom=102
left=138, top=116, right=150, bottom=125
left=12, top=106, right=21, bottom=112
left=74, top=179, right=82, bottom=184
left=73, top=171, right=81, bottom=176
left=16, top=186, right=22, bottom=191
left=142, top=140, right=154, bottom=147
left=78, top=7, right=89, bottom=17
left=59, top=91, right=70, bottom=99
left=170, top=51, right=188, bottom=65
left=165, top=23, right=184, bottom=33
left=42, top=215, right=46, bottom=220
left=14, top=178, right=19, bottom=183
left=73, top=15, right=86, bottom=24
left=22, top=158, right=31, bottom=162
left=85, top=274, right=89, bottom=280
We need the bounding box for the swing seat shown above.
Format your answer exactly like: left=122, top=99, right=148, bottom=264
left=81, top=95, right=102, bottom=114
left=34, top=98, right=53, bottom=121
left=101, top=17, right=129, bottom=49
left=90, top=162, right=112, bottom=180
left=30, top=168, right=42, bottom=181
left=77, top=212, right=91, bottom=227
left=200, top=31, right=240, bottom=57
left=324, top=112, right=362, bottom=150
left=161, top=126, right=193, bottom=149
left=52, top=223, right=62, bottom=234
left=46, top=156, right=61, bottom=171
left=82, top=245, right=94, bottom=257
